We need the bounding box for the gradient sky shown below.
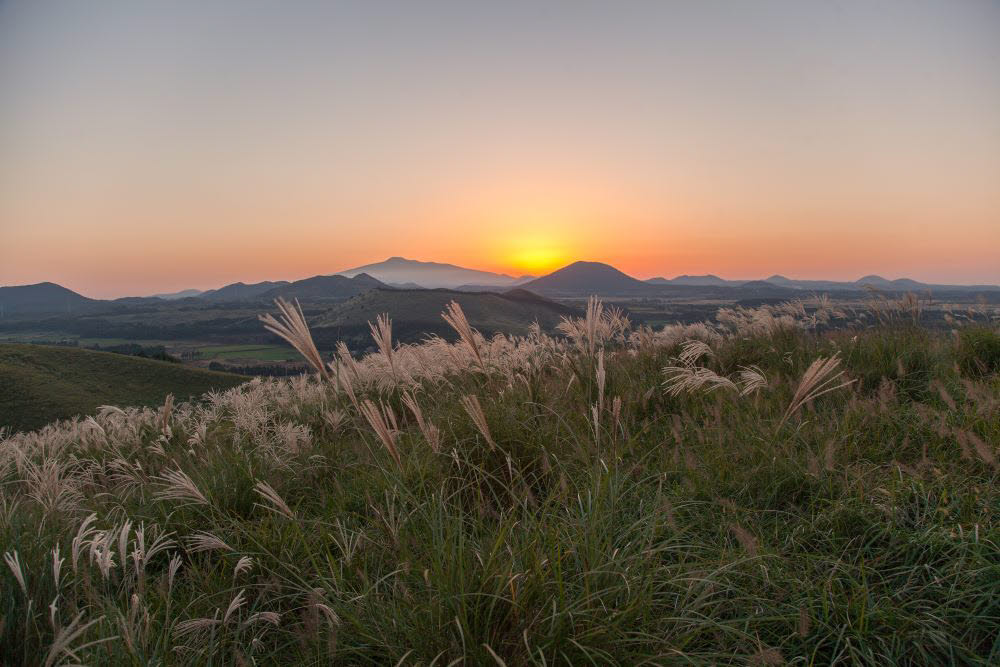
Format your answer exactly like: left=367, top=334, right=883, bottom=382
left=1, top=0, right=998, bottom=298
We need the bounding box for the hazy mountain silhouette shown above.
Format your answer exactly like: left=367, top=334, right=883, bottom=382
left=763, top=274, right=1000, bottom=292
left=200, top=281, right=290, bottom=301
left=0, top=282, right=96, bottom=316
left=150, top=288, right=203, bottom=300
left=648, top=274, right=735, bottom=287
left=854, top=275, right=926, bottom=290
left=761, top=275, right=848, bottom=290
left=260, top=273, right=387, bottom=300
left=338, top=256, right=523, bottom=289
left=4, top=263, right=999, bottom=313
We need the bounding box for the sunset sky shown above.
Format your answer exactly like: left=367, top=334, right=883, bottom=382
left=1, top=1, right=999, bottom=298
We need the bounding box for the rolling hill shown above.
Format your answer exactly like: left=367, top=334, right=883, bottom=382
left=150, top=288, right=204, bottom=300
left=0, top=282, right=97, bottom=316
left=200, top=281, right=291, bottom=301
left=338, top=256, right=527, bottom=289
left=260, top=273, right=387, bottom=300
left=854, top=275, right=927, bottom=290
left=648, top=274, right=736, bottom=287
left=520, top=261, right=654, bottom=296
left=0, top=344, right=246, bottom=432
left=307, top=287, right=579, bottom=349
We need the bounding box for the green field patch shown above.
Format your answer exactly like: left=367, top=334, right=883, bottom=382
left=196, top=344, right=299, bottom=361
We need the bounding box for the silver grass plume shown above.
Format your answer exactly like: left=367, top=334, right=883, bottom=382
left=259, top=298, right=329, bottom=381
left=780, top=354, right=855, bottom=427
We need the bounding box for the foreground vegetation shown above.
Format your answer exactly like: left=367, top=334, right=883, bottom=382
left=1, top=297, right=998, bottom=664
left=0, top=344, right=246, bottom=432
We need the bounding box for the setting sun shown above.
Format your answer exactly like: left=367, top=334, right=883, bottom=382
left=507, top=245, right=570, bottom=276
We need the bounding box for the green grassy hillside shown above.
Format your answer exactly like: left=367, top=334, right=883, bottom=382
left=0, top=343, right=246, bottom=432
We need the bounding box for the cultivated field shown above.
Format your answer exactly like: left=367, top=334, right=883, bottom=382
left=1, top=296, right=998, bottom=664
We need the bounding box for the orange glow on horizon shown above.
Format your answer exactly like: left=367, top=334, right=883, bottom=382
left=2, top=2, right=1000, bottom=297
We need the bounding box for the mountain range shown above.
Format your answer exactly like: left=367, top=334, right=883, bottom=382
left=2, top=259, right=998, bottom=316
left=337, top=257, right=533, bottom=289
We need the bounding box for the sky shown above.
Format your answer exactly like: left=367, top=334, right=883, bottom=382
left=1, top=0, right=998, bottom=298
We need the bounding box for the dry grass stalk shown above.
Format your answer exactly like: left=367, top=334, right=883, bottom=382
left=596, top=348, right=606, bottom=413
left=173, top=614, right=221, bottom=641
left=737, top=366, right=768, bottom=396
left=52, top=544, right=64, bottom=589
left=798, top=606, right=812, bottom=637
left=933, top=381, right=958, bottom=411
left=955, top=428, right=974, bottom=460
left=662, top=339, right=766, bottom=397
left=583, top=296, right=602, bottom=357
left=168, top=555, right=182, bottom=590
left=322, top=409, right=346, bottom=432
left=678, top=340, right=713, bottom=366
left=44, top=612, right=109, bottom=667
left=234, top=556, right=254, bottom=576
left=369, top=313, right=395, bottom=378
left=750, top=647, right=786, bottom=666
left=71, top=514, right=98, bottom=574
left=244, top=611, right=280, bottom=628
left=336, top=341, right=361, bottom=382
left=590, top=404, right=601, bottom=445
left=558, top=296, right=630, bottom=357
left=823, top=438, right=838, bottom=471
left=159, top=393, right=174, bottom=436
left=223, top=590, right=246, bottom=624
left=259, top=298, right=329, bottom=381
left=461, top=395, right=496, bottom=450
left=154, top=468, right=209, bottom=506
left=663, top=365, right=737, bottom=396
left=401, top=392, right=441, bottom=452
left=780, top=354, right=855, bottom=427
left=186, top=532, right=232, bottom=553
left=359, top=399, right=402, bottom=468
left=336, top=369, right=360, bottom=410
left=442, top=301, right=484, bottom=370
left=729, top=523, right=759, bottom=556
left=253, top=481, right=295, bottom=519
left=966, top=430, right=997, bottom=468
left=4, top=550, right=26, bottom=594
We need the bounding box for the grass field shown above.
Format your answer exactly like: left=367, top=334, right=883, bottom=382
left=1, top=299, right=998, bottom=664
left=0, top=343, right=247, bottom=432
left=0, top=334, right=167, bottom=347
left=195, top=343, right=302, bottom=361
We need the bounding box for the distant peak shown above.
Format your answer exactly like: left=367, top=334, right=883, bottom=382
left=565, top=260, right=610, bottom=268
